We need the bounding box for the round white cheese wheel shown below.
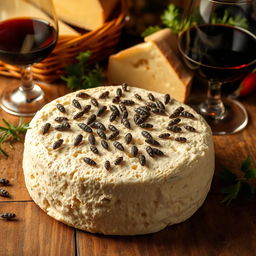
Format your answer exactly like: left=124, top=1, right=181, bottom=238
left=23, top=85, right=214, bottom=235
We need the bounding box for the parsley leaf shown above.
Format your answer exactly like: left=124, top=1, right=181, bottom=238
left=241, top=155, right=251, bottom=172
left=244, top=168, right=256, bottom=179
left=142, top=3, right=249, bottom=37
left=221, top=181, right=241, bottom=205
left=219, top=166, right=237, bottom=185
left=219, top=155, right=256, bottom=205
left=62, top=51, right=105, bottom=91
left=211, top=10, right=248, bottom=29
left=141, top=26, right=162, bottom=37
left=161, top=4, right=183, bottom=34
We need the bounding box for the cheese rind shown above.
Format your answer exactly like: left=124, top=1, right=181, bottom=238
left=145, top=29, right=193, bottom=92
left=108, top=29, right=193, bottom=102
left=23, top=85, right=214, bottom=235
left=52, top=0, right=119, bottom=31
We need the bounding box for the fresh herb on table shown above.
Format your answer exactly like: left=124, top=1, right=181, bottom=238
left=0, top=119, right=29, bottom=157
left=220, top=156, right=256, bottom=205
left=61, top=51, right=105, bottom=91
left=142, top=3, right=248, bottom=36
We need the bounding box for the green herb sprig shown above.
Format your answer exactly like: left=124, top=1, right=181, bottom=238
left=0, top=119, right=29, bottom=157
left=141, top=26, right=162, bottom=38
left=220, top=156, right=256, bottom=205
left=160, top=4, right=189, bottom=34
left=141, top=4, right=187, bottom=37
left=62, top=51, right=105, bottom=91
left=211, top=10, right=248, bottom=29
left=142, top=3, right=248, bottom=37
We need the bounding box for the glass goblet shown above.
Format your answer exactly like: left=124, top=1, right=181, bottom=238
left=178, top=0, right=256, bottom=135
left=0, top=0, right=58, bottom=116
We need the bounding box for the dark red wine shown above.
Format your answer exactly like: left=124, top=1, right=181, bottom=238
left=178, top=24, right=256, bottom=81
left=0, top=18, right=57, bottom=65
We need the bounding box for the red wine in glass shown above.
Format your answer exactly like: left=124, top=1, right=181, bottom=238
left=178, top=20, right=256, bottom=135
left=0, top=18, right=57, bottom=66
left=0, top=0, right=58, bottom=117
left=179, top=24, right=256, bottom=82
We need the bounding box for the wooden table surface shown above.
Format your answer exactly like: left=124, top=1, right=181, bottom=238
left=0, top=76, right=256, bottom=256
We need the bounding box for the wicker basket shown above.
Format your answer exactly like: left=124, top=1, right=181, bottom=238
left=0, top=0, right=127, bottom=82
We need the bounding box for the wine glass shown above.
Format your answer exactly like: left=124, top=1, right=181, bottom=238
left=178, top=0, right=256, bottom=135
left=0, top=0, right=58, bottom=116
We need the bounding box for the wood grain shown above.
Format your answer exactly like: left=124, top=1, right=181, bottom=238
left=0, top=76, right=256, bottom=255
left=0, top=202, right=75, bottom=256
left=76, top=194, right=256, bottom=256
left=0, top=141, right=31, bottom=201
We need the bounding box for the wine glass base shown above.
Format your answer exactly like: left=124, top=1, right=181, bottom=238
left=0, top=84, right=46, bottom=117
left=188, top=97, right=248, bottom=135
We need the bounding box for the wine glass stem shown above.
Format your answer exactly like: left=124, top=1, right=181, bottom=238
left=18, top=65, right=44, bottom=103
left=20, top=65, right=34, bottom=91
left=199, top=80, right=226, bottom=120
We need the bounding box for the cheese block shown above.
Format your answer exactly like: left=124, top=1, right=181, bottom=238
left=23, top=85, right=214, bottom=235
left=108, top=29, right=193, bottom=102
left=51, top=0, right=119, bottom=31
left=2, top=0, right=79, bottom=35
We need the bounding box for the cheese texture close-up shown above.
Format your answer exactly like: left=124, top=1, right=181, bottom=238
left=23, top=85, right=214, bottom=235
left=108, top=29, right=193, bottom=103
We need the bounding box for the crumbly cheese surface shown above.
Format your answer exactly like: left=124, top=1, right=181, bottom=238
left=23, top=85, right=214, bottom=235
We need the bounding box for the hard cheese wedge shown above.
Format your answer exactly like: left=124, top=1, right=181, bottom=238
left=108, top=29, right=193, bottom=102
left=52, top=0, right=119, bottom=31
